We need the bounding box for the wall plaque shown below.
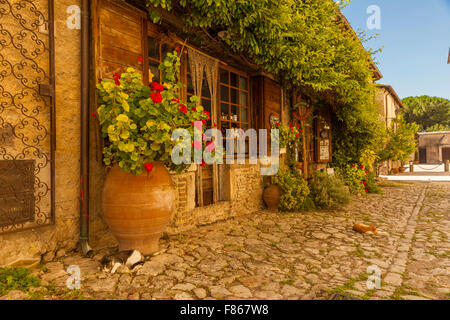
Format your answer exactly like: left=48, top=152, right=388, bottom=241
left=0, top=160, right=35, bottom=227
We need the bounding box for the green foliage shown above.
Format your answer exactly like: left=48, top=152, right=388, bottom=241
left=362, top=171, right=381, bottom=194
left=0, top=267, right=40, bottom=295
left=97, top=50, right=210, bottom=175
left=264, top=167, right=310, bottom=212
left=379, top=118, right=419, bottom=163
left=336, top=163, right=368, bottom=194
left=332, top=100, right=387, bottom=167
left=402, top=96, right=450, bottom=132
left=309, top=171, right=350, bottom=209
left=271, top=123, right=302, bottom=149
left=146, top=0, right=384, bottom=167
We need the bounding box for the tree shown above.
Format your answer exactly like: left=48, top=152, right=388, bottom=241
left=379, top=118, right=419, bottom=165
left=402, top=96, right=450, bottom=132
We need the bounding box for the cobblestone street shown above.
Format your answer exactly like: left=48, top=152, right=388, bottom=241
left=3, top=181, right=449, bottom=300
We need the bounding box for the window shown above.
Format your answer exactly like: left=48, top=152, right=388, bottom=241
left=147, top=33, right=253, bottom=206
left=148, top=37, right=174, bottom=83
left=218, top=67, right=250, bottom=154
left=185, top=59, right=215, bottom=206
left=219, top=67, right=250, bottom=132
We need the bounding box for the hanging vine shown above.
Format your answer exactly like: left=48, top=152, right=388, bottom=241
left=145, top=0, right=385, bottom=165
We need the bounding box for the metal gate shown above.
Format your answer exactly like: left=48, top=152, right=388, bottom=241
left=0, top=0, right=55, bottom=234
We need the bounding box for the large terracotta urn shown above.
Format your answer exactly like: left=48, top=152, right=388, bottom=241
left=263, top=185, right=281, bottom=210
left=102, top=162, right=175, bottom=255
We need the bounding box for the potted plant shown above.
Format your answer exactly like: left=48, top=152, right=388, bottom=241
left=262, top=176, right=282, bottom=210
left=263, top=123, right=302, bottom=209
left=96, top=50, right=209, bottom=255
left=263, top=167, right=310, bottom=211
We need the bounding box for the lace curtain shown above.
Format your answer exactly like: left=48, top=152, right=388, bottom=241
left=187, top=48, right=218, bottom=123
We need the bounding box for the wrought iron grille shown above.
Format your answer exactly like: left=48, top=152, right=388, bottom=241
left=0, top=0, right=55, bottom=234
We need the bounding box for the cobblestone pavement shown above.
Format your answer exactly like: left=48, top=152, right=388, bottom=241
left=3, top=181, right=449, bottom=300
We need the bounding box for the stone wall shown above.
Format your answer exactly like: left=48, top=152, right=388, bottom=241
left=0, top=0, right=82, bottom=266
left=166, top=164, right=264, bottom=234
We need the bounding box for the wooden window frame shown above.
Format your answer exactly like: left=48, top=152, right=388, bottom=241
left=146, top=22, right=255, bottom=207
left=218, top=64, right=251, bottom=156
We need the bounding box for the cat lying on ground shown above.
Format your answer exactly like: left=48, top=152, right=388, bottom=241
left=352, top=223, right=378, bottom=235
left=101, top=250, right=143, bottom=273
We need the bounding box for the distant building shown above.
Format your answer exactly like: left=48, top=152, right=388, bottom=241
left=376, top=84, right=405, bottom=129
left=417, top=131, right=450, bottom=164
left=375, top=84, right=405, bottom=174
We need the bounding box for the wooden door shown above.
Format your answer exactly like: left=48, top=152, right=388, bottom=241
left=419, top=148, right=427, bottom=164
left=442, top=148, right=450, bottom=162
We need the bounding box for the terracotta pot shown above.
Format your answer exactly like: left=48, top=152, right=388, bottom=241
left=263, top=185, right=281, bottom=210
left=399, top=167, right=405, bottom=173
left=392, top=167, right=399, bottom=174
left=102, top=162, right=175, bottom=255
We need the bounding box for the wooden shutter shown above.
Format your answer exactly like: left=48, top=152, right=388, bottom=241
left=93, top=0, right=148, bottom=83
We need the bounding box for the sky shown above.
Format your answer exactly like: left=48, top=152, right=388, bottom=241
left=342, top=0, right=450, bottom=100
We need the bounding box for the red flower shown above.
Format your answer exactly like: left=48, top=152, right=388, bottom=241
left=191, top=107, right=197, bottom=112
left=360, top=165, right=364, bottom=169
left=299, top=129, right=303, bottom=133
left=360, top=181, right=363, bottom=184
left=296, top=125, right=300, bottom=129
left=179, top=104, right=188, bottom=114
left=171, top=97, right=180, bottom=103
left=113, top=73, right=120, bottom=86
left=276, top=122, right=280, bottom=126
left=365, top=170, right=368, bottom=174
left=144, top=162, right=153, bottom=172
left=365, top=188, right=369, bottom=192
left=200, top=160, right=205, bottom=167
left=213, top=123, right=217, bottom=128
left=295, top=133, right=299, bottom=137
left=202, top=110, right=211, bottom=121
left=363, top=182, right=367, bottom=185
left=150, top=82, right=164, bottom=92
left=138, top=57, right=143, bottom=62
left=175, top=46, right=180, bottom=53
left=201, top=120, right=206, bottom=125
left=289, top=122, right=293, bottom=127
left=150, top=92, right=162, bottom=103
left=91, top=112, right=96, bottom=118
left=352, top=164, right=356, bottom=168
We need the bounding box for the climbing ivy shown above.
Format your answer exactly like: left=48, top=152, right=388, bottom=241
left=145, top=0, right=384, bottom=165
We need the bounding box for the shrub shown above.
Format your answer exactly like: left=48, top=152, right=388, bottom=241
left=309, top=171, right=350, bottom=209
left=362, top=171, right=382, bottom=194
left=264, top=167, right=310, bottom=212
left=336, top=164, right=368, bottom=194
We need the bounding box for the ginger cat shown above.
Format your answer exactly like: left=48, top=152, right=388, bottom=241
left=353, top=223, right=378, bottom=235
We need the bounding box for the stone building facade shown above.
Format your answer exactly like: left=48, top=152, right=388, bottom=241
left=1, top=0, right=377, bottom=266
left=376, top=84, right=404, bottom=174
left=417, top=131, right=450, bottom=164
left=0, top=0, right=85, bottom=266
